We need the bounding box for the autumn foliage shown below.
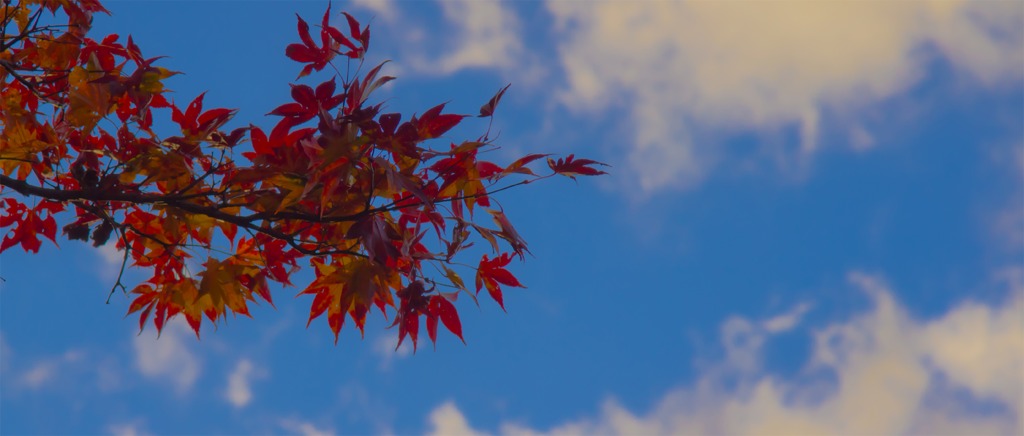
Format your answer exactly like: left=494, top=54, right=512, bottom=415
left=0, top=1, right=606, bottom=349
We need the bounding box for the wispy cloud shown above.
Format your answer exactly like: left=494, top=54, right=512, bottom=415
left=20, top=360, right=56, bottom=389
left=279, top=418, right=335, bottom=436
left=3, top=342, right=123, bottom=394
left=546, top=0, right=1024, bottom=192
left=17, top=349, right=85, bottom=390
left=107, top=421, right=150, bottom=436
left=762, top=302, right=812, bottom=334
left=96, top=243, right=125, bottom=282
left=0, top=331, right=9, bottom=373
left=225, top=358, right=266, bottom=408
left=351, top=0, right=396, bottom=23
left=987, top=141, right=1024, bottom=254
left=133, top=320, right=200, bottom=394
left=426, top=270, right=1024, bottom=435
left=372, top=332, right=413, bottom=371
left=428, top=401, right=480, bottom=436
left=410, top=0, right=523, bottom=75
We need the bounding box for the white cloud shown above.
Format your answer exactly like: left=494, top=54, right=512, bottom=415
left=95, top=356, right=124, bottom=392
left=762, top=302, right=812, bottom=334
left=426, top=270, right=1024, bottom=435
left=372, top=332, right=413, bottom=371
left=988, top=142, right=1024, bottom=253
left=351, top=0, right=395, bottom=23
left=915, top=269, right=1024, bottom=409
left=0, top=331, right=10, bottom=373
left=428, top=401, right=481, bottom=436
left=20, top=361, right=56, bottom=389
left=107, top=422, right=149, bottom=436
left=410, top=0, right=523, bottom=75
left=4, top=345, right=124, bottom=394
left=225, top=358, right=266, bottom=408
left=279, top=418, right=335, bottom=436
left=546, top=0, right=1024, bottom=192
left=97, top=243, right=125, bottom=281
left=993, top=204, right=1024, bottom=253
left=17, top=349, right=85, bottom=390
left=133, top=319, right=200, bottom=394
left=848, top=124, right=876, bottom=152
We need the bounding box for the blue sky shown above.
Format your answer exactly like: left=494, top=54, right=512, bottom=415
left=1, top=1, right=1022, bottom=434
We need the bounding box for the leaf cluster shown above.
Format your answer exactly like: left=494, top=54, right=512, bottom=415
left=0, top=0, right=607, bottom=348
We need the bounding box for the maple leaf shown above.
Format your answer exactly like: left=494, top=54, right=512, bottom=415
left=268, top=79, right=344, bottom=126
left=342, top=12, right=363, bottom=43
left=126, top=284, right=161, bottom=331
left=475, top=253, right=524, bottom=310
left=428, top=294, right=465, bottom=345
left=547, top=154, right=610, bottom=180
left=284, top=5, right=361, bottom=79
left=476, top=161, right=503, bottom=179
left=126, top=279, right=201, bottom=337
left=196, top=257, right=255, bottom=319
left=301, top=258, right=388, bottom=343
left=478, top=83, right=511, bottom=118
left=416, top=103, right=464, bottom=139
left=345, top=61, right=394, bottom=114
left=169, top=93, right=237, bottom=156
left=488, top=208, right=529, bottom=259
left=243, top=123, right=316, bottom=159
left=80, top=33, right=129, bottom=72
left=346, top=214, right=401, bottom=264
left=325, top=12, right=359, bottom=55
left=500, top=153, right=549, bottom=178
left=0, top=199, right=60, bottom=254
left=393, top=280, right=432, bottom=351
left=65, top=66, right=112, bottom=130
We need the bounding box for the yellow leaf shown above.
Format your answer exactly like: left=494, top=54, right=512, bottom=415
left=197, top=257, right=252, bottom=317
left=36, top=34, right=82, bottom=72
left=11, top=3, right=32, bottom=33
left=266, top=174, right=307, bottom=213
left=66, top=67, right=111, bottom=131
left=442, top=264, right=467, bottom=291
left=2, top=122, right=42, bottom=151
left=139, top=67, right=178, bottom=94
left=185, top=213, right=216, bottom=245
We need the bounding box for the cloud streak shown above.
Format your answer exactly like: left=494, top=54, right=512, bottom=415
left=372, top=332, right=413, bottom=371
left=427, top=270, right=1024, bottom=435
left=412, top=0, right=522, bottom=75
left=279, top=418, right=334, bottom=436
left=225, top=358, right=264, bottom=408
left=107, top=421, right=149, bottom=436
left=96, top=243, right=125, bottom=282
left=16, top=349, right=85, bottom=390
left=133, top=320, right=200, bottom=395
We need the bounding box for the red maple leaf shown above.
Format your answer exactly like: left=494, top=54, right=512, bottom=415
left=416, top=103, right=464, bottom=139
left=285, top=4, right=364, bottom=79
left=547, top=154, right=609, bottom=180
left=285, top=11, right=334, bottom=78
left=268, top=78, right=344, bottom=125
left=170, top=93, right=235, bottom=137
left=475, top=253, right=524, bottom=310
left=427, top=294, right=464, bottom=345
